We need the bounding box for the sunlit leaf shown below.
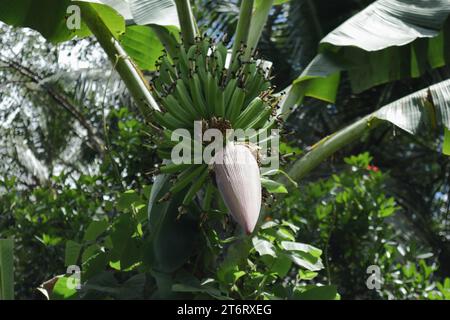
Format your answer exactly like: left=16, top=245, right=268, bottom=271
left=286, top=0, right=450, bottom=112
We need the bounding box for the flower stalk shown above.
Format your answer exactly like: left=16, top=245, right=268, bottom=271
left=244, top=0, right=274, bottom=60
left=174, top=0, right=198, bottom=48
left=229, top=0, right=254, bottom=72
left=80, top=3, right=160, bottom=121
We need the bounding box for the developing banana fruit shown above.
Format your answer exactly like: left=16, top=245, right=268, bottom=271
left=151, top=35, right=280, bottom=234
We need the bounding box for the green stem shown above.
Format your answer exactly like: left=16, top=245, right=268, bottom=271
left=230, top=0, right=254, bottom=68
left=278, top=84, right=304, bottom=121
left=80, top=4, right=160, bottom=121
left=285, top=115, right=382, bottom=183
left=0, top=239, right=14, bottom=300
left=174, top=0, right=197, bottom=47
left=244, top=0, right=273, bottom=60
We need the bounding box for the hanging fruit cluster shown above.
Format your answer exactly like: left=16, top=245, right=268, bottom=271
left=150, top=35, right=281, bottom=233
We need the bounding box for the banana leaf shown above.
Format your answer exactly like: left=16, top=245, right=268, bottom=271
left=284, top=0, right=450, bottom=117
left=0, top=239, right=14, bottom=300
left=288, top=78, right=450, bottom=182
left=0, top=0, right=178, bottom=43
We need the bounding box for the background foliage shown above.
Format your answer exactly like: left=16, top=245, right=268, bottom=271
left=1, top=0, right=450, bottom=300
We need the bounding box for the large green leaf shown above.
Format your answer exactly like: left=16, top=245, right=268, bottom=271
left=119, top=25, right=179, bottom=71
left=287, top=79, right=450, bottom=183
left=279, top=53, right=342, bottom=118
left=374, top=79, right=450, bottom=134
left=293, top=285, right=338, bottom=300
left=145, top=173, right=199, bottom=272
left=84, top=0, right=179, bottom=26
left=444, top=128, right=450, bottom=155
left=51, top=276, right=78, bottom=300
left=79, top=271, right=145, bottom=299
left=0, top=0, right=88, bottom=42
left=285, top=0, right=450, bottom=115
left=0, top=1, right=124, bottom=42
left=323, top=0, right=450, bottom=94
left=64, top=240, right=82, bottom=267
left=0, top=0, right=177, bottom=46
left=0, top=239, right=14, bottom=300
left=83, top=219, right=109, bottom=241
left=120, top=26, right=162, bottom=71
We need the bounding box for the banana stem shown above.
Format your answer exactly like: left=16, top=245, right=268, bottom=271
left=229, top=0, right=254, bottom=72
left=244, top=0, right=274, bottom=60
left=0, top=239, right=14, bottom=300
left=80, top=4, right=160, bottom=121
left=283, top=115, right=383, bottom=183
left=174, top=0, right=198, bottom=47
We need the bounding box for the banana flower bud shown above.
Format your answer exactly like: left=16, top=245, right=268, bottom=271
left=213, top=143, right=262, bottom=234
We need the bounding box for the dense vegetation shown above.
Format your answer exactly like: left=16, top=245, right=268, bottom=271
left=1, top=0, right=450, bottom=300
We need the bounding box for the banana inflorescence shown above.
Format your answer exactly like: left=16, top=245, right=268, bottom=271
left=150, top=35, right=280, bottom=230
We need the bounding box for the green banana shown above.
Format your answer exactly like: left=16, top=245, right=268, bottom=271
left=228, top=87, right=246, bottom=124
left=187, top=73, right=208, bottom=118
left=159, top=162, right=191, bottom=174
left=234, top=97, right=265, bottom=128
left=244, top=73, right=266, bottom=106
left=166, top=112, right=192, bottom=129
left=157, top=149, right=173, bottom=160
left=153, top=110, right=175, bottom=130
left=161, top=94, right=195, bottom=124
left=196, top=73, right=209, bottom=117
left=177, top=44, right=190, bottom=79
left=216, top=42, right=228, bottom=67
left=205, top=72, right=216, bottom=116
left=182, top=168, right=209, bottom=205
left=196, top=51, right=207, bottom=76
left=173, top=79, right=199, bottom=120
left=245, top=105, right=272, bottom=129
left=202, top=181, right=215, bottom=212
left=215, top=52, right=225, bottom=79
left=150, top=39, right=281, bottom=183
left=170, top=165, right=207, bottom=194
left=160, top=55, right=177, bottom=79
left=223, top=78, right=237, bottom=114
left=212, top=78, right=224, bottom=117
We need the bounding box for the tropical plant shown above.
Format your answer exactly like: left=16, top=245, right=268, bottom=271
left=0, top=238, right=14, bottom=300
left=1, top=0, right=450, bottom=300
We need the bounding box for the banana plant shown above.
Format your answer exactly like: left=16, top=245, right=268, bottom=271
left=0, top=239, right=14, bottom=300
left=1, top=0, right=450, bottom=266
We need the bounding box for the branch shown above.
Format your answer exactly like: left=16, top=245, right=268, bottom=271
left=80, top=4, right=160, bottom=121
left=0, top=56, right=105, bottom=154
left=245, top=0, right=273, bottom=59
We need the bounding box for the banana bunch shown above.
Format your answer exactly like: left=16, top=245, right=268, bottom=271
left=150, top=35, right=280, bottom=214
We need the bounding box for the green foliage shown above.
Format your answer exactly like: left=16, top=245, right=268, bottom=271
left=291, top=0, right=450, bottom=107
left=0, top=1, right=125, bottom=42
left=119, top=25, right=172, bottom=71
left=274, top=152, right=393, bottom=298
left=0, top=106, right=155, bottom=298
left=379, top=249, right=450, bottom=300
left=273, top=151, right=450, bottom=299
left=0, top=239, right=14, bottom=299
left=444, top=128, right=450, bottom=155
left=2, top=0, right=450, bottom=302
